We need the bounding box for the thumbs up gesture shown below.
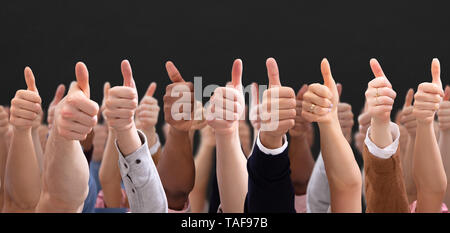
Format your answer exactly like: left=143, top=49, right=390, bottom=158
left=10, top=67, right=42, bottom=131
left=135, top=82, right=160, bottom=130
left=289, top=84, right=312, bottom=137
left=413, top=58, right=444, bottom=124
left=47, top=84, right=66, bottom=129
left=249, top=82, right=261, bottom=131
left=259, top=58, right=296, bottom=148
left=206, top=59, right=245, bottom=135
left=0, top=106, right=9, bottom=136
left=337, top=84, right=355, bottom=143
left=54, top=62, right=99, bottom=140
left=364, top=59, right=397, bottom=124
left=103, top=60, right=139, bottom=132
left=437, top=85, right=450, bottom=131
left=399, top=88, right=417, bottom=136
left=301, top=59, right=339, bottom=124
left=163, top=61, right=195, bottom=132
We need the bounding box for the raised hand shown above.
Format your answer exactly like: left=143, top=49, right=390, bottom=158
left=163, top=61, right=194, bottom=132
left=289, top=84, right=311, bottom=137
left=0, top=106, right=9, bottom=136
left=100, top=82, right=110, bottom=122
left=302, top=59, right=338, bottom=124
left=10, top=67, right=42, bottom=131
left=206, top=59, right=244, bottom=135
left=437, top=85, right=450, bottom=131
left=400, top=88, right=416, bottom=136
left=337, top=84, right=354, bottom=143
left=190, top=100, right=207, bottom=131
left=47, top=84, right=66, bottom=129
left=413, top=58, right=444, bottom=124
left=249, top=82, right=261, bottom=131
left=54, top=62, right=99, bottom=141
left=136, top=82, right=159, bottom=130
left=365, top=59, right=397, bottom=124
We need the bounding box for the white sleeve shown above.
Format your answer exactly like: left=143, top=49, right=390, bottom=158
left=364, top=122, right=400, bottom=159
left=256, top=131, right=288, bottom=156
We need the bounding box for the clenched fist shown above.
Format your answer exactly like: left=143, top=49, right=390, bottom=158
left=413, top=59, right=444, bottom=124
left=136, top=82, right=160, bottom=130
left=302, top=59, right=339, bottom=125
left=54, top=62, right=99, bottom=141
left=47, top=84, right=66, bottom=129
left=10, top=67, right=42, bottom=131
left=0, top=106, right=9, bottom=136
left=399, top=89, right=417, bottom=136
left=206, top=59, right=245, bottom=136
left=163, top=61, right=194, bottom=132
left=364, top=59, right=397, bottom=124
left=289, top=84, right=312, bottom=137
left=249, top=82, right=261, bottom=131
left=103, top=60, right=138, bottom=132
left=337, top=84, right=354, bottom=143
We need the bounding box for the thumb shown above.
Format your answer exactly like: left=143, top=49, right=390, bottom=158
left=165, top=61, right=185, bottom=83
left=337, top=83, right=342, bottom=98
left=75, top=62, right=90, bottom=97
left=266, top=57, right=281, bottom=87
left=52, top=84, right=66, bottom=105
left=431, top=58, right=442, bottom=89
left=145, top=82, right=157, bottom=97
left=403, top=88, right=414, bottom=108
left=121, top=60, right=136, bottom=88
left=297, top=84, right=308, bottom=100
left=369, top=58, right=386, bottom=78
left=24, top=66, right=38, bottom=93
left=103, top=82, right=111, bottom=100
left=251, top=82, right=259, bottom=107
left=231, top=59, right=243, bottom=88
left=444, top=85, right=450, bottom=101
left=321, top=58, right=337, bottom=93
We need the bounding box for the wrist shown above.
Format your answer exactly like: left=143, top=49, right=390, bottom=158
left=13, top=126, right=31, bottom=134
left=260, top=131, right=283, bottom=149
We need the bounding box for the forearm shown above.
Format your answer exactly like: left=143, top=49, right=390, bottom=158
left=288, top=135, right=314, bottom=195
left=99, top=129, right=123, bottom=207
left=402, top=135, right=417, bottom=203
left=31, top=128, right=44, bottom=174
left=189, top=143, right=215, bottom=213
left=0, top=138, right=7, bottom=211
left=439, top=130, right=450, bottom=206
left=414, top=123, right=447, bottom=212
left=140, top=127, right=160, bottom=165
left=158, top=127, right=195, bottom=210
left=36, top=129, right=89, bottom=212
left=4, top=129, right=41, bottom=211
left=319, top=119, right=362, bottom=212
left=216, top=131, right=248, bottom=213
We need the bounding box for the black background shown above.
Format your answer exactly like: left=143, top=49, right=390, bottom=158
left=1, top=0, right=450, bottom=158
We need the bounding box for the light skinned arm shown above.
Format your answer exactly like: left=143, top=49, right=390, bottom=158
left=302, top=59, right=362, bottom=213
left=3, top=67, right=42, bottom=212
left=438, top=86, right=450, bottom=207
left=206, top=59, right=248, bottom=213
left=36, top=62, right=98, bottom=213
left=413, top=59, right=447, bottom=212
left=0, top=106, right=9, bottom=211
left=189, top=125, right=215, bottom=213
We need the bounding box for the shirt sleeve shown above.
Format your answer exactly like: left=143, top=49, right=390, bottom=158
left=116, top=130, right=168, bottom=213
left=306, top=153, right=331, bottom=213
left=364, top=122, right=400, bottom=159
left=245, top=132, right=295, bottom=213
left=256, top=132, right=288, bottom=155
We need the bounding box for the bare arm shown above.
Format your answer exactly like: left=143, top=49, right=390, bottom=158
left=0, top=107, right=10, bottom=211
left=413, top=59, right=447, bottom=212
left=158, top=61, right=195, bottom=210
left=4, top=68, right=42, bottom=212
left=36, top=62, right=98, bottom=213
left=438, top=86, right=450, bottom=207
left=302, top=59, right=361, bottom=212
left=189, top=126, right=215, bottom=213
